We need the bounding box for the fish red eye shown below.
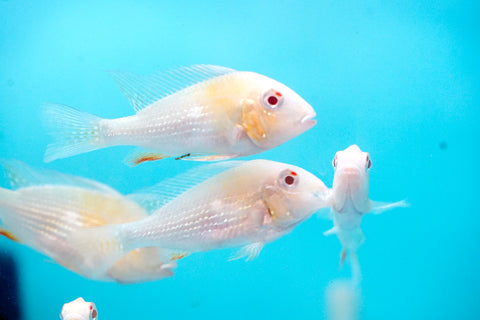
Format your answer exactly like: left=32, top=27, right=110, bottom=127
left=89, top=304, right=98, bottom=320
left=285, top=175, right=295, bottom=185
left=279, top=169, right=298, bottom=188
left=262, top=89, right=284, bottom=110
left=366, top=155, right=372, bottom=169
left=267, top=95, right=278, bottom=105
left=332, top=155, right=338, bottom=168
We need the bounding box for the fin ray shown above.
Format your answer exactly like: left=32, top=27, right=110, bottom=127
left=1, top=159, right=118, bottom=194
left=128, top=161, right=244, bottom=213
left=110, top=65, right=236, bottom=112
left=41, top=104, right=103, bottom=162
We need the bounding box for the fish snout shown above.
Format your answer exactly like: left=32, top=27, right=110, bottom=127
left=299, top=111, right=317, bottom=129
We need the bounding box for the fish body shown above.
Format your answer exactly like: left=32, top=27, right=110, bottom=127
left=43, top=65, right=316, bottom=164
left=0, top=160, right=176, bottom=283
left=60, top=297, right=97, bottom=320
left=324, top=145, right=407, bottom=265
left=72, top=160, right=330, bottom=275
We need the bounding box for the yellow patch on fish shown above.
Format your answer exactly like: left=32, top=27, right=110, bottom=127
left=241, top=99, right=268, bottom=144
left=79, top=191, right=146, bottom=227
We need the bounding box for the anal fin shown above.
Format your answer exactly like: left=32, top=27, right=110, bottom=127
left=124, top=149, right=170, bottom=166
left=175, top=153, right=238, bottom=161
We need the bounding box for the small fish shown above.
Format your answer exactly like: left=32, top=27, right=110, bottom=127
left=42, top=65, right=317, bottom=164
left=323, top=145, right=407, bottom=279
left=0, top=160, right=177, bottom=283
left=60, top=297, right=97, bottom=320
left=69, top=160, right=330, bottom=276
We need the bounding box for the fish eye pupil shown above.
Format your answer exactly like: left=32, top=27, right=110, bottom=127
left=268, top=96, right=278, bottom=105
left=285, top=175, right=295, bottom=185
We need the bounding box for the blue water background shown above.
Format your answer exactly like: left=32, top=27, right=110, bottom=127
left=0, top=1, right=478, bottom=319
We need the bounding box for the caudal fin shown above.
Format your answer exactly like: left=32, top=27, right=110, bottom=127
left=41, top=103, right=103, bottom=162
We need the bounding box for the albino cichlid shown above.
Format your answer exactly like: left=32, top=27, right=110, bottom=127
left=0, top=160, right=179, bottom=283
left=68, top=160, right=330, bottom=277
left=323, top=145, right=408, bottom=283
left=42, top=65, right=317, bottom=165
left=60, top=297, right=98, bottom=320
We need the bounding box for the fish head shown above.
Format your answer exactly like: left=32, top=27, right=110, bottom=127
left=60, top=298, right=98, bottom=320
left=260, top=161, right=329, bottom=229
left=331, top=145, right=371, bottom=213
left=240, top=72, right=316, bottom=150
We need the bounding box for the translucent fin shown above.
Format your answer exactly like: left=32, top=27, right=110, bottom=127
left=41, top=103, right=103, bottom=162
left=0, top=159, right=118, bottom=194
left=123, top=149, right=170, bottom=166
left=108, top=247, right=177, bottom=284
left=68, top=225, right=128, bottom=277
left=229, top=242, right=264, bottom=261
left=176, top=153, right=239, bottom=162
left=324, top=226, right=339, bottom=236
left=110, top=65, right=236, bottom=112
left=0, top=228, right=19, bottom=243
left=128, top=161, right=244, bottom=213
left=370, top=199, right=409, bottom=214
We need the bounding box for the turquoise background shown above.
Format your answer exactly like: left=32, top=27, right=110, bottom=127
left=0, top=1, right=478, bottom=319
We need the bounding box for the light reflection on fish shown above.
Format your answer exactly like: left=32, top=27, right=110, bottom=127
left=69, top=160, right=330, bottom=277
left=0, top=160, right=177, bottom=283
left=42, top=65, right=316, bottom=164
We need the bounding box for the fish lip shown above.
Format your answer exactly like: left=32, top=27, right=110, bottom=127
left=300, top=113, right=317, bottom=127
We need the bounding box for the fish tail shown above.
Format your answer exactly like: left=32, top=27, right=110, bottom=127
left=41, top=103, right=104, bottom=162
left=69, top=225, right=130, bottom=276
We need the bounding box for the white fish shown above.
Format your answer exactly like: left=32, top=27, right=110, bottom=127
left=0, top=160, right=178, bottom=283
left=42, top=65, right=317, bottom=164
left=60, top=297, right=97, bottom=320
left=323, top=145, right=407, bottom=280
left=69, top=160, right=330, bottom=276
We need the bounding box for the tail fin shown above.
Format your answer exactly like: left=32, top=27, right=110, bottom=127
left=41, top=103, right=103, bottom=162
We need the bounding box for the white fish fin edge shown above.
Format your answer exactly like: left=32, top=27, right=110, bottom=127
left=323, top=226, right=339, bottom=236
left=0, top=159, right=119, bottom=194
left=110, top=65, right=237, bottom=112
left=369, top=199, right=409, bottom=214
left=128, top=161, right=245, bottom=213
left=229, top=242, right=264, bottom=262
left=41, top=104, right=103, bottom=162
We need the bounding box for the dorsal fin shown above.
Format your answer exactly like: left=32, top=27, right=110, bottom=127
left=110, top=65, right=236, bottom=112
left=0, top=159, right=118, bottom=195
left=127, top=161, right=244, bottom=213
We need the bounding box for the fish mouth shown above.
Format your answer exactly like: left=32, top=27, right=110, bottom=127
left=300, top=113, right=317, bottom=128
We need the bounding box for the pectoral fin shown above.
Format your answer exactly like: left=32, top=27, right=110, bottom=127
left=229, top=242, right=264, bottom=262
left=323, top=226, right=339, bottom=236
left=241, top=99, right=267, bottom=145
left=370, top=200, right=409, bottom=214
